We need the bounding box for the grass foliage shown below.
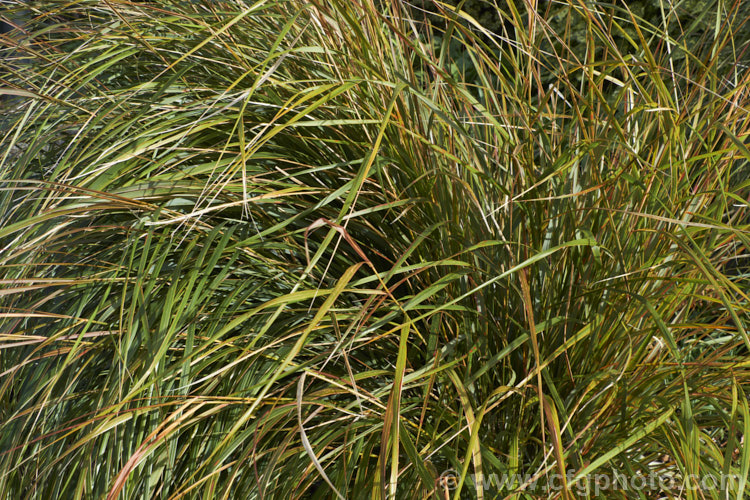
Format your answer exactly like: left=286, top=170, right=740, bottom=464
left=1, top=0, right=749, bottom=498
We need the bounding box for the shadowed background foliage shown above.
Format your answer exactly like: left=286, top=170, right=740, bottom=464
left=1, top=0, right=749, bottom=498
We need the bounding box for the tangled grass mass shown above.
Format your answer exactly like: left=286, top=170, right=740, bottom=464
left=1, top=1, right=749, bottom=498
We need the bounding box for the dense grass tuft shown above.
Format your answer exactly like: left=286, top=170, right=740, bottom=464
left=1, top=1, right=749, bottom=498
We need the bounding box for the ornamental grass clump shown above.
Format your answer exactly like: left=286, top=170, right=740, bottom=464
left=0, top=0, right=748, bottom=498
